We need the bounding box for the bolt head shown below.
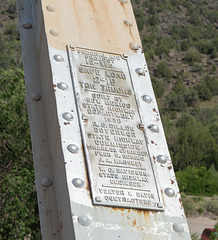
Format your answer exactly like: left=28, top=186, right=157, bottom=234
left=130, top=42, right=139, bottom=50
left=67, top=144, right=79, bottom=154
left=62, top=112, right=73, bottom=121
left=124, top=19, right=133, bottom=26
left=46, top=5, right=56, bottom=12
left=50, top=29, right=59, bottom=36
left=157, top=155, right=167, bottom=164
left=72, top=178, right=84, bottom=188
left=136, top=68, right=145, bottom=76
left=78, top=215, right=91, bottom=226
left=31, top=92, right=41, bottom=101
left=148, top=124, right=159, bottom=133
left=54, top=55, right=64, bottom=62
left=142, top=95, right=152, bottom=103
left=173, top=223, right=184, bottom=233
left=57, top=82, right=68, bottom=90
left=41, top=177, right=52, bottom=187
left=119, top=0, right=128, bottom=3
left=165, top=188, right=175, bottom=198
left=23, top=22, right=32, bottom=29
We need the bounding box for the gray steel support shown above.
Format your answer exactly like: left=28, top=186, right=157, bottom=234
left=17, top=0, right=191, bottom=239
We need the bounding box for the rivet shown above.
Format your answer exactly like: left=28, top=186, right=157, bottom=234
left=173, top=223, right=184, bottom=233
left=62, top=112, right=73, bottom=121
left=142, top=95, right=152, bottom=103
left=78, top=215, right=91, bottom=226
left=157, top=155, right=167, bottom=164
left=54, top=55, right=64, bottom=62
left=130, top=42, right=139, bottom=50
left=95, top=196, right=101, bottom=202
left=23, top=22, right=32, bottom=29
left=57, top=82, right=68, bottom=90
left=119, top=0, right=128, bottom=3
left=41, top=177, right=52, bottom=187
left=138, top=123, right=144, bottom=130
left=67, top=144, right=79, bottom=154
left=136, top=68, right=145, bottom=76
left=72, top=178, right=84, bottom=188
left=157, top=202, right=163, bottom=208
left=50, top=29, right=59, bottom=36
left=165, top=188, right=175, bottom=198
left=31, top=92, right=41, bottom=101
left=148, top=124, right=159, bottom=133
left=124, top=19, right=133, bottom=26
left=46, top=5, right=56, bottom=12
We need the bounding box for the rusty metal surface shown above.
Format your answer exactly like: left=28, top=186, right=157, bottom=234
left=17, top=0, right=192, bottom=239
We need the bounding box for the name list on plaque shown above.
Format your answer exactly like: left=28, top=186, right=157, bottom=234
left=70, top=47, right=163, bottom=211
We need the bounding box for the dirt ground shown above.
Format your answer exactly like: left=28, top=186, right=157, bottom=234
left=187, top=217, right=217, bottom=236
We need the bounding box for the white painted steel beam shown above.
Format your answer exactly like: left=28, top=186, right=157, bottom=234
left=17, top=0, right=191, bottom=239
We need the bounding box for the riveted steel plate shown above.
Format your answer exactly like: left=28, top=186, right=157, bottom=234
left=69, top=47, right=163, bottom=211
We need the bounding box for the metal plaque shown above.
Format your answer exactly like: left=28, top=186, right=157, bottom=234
left=69, top=47, right=163, bottom=211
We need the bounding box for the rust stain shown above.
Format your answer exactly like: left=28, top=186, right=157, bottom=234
left=132, top=219, right=136, bottom=227
left=129, top=26, right=134, bottom=41
left=168, top=166, right=172, bottom=171
left=53, top=84, right=57, bottom=87
left=151, top=140, right=154, bottom=144
left=152, top=108, right=157, bottom=113
left=171, top=180, right=175, bottom=184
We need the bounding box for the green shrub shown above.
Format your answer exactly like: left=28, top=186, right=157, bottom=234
left=180, top=40, right=190, bottom=51
left=151, top=77, right=166, bottom=98
left=154, top=62, right=173, bottom=81
left=176, top=166, right=218, bottom=195
left=148, top=15, right=158, bottom=26
left=195, top=75, right=218, bottom=100
left=204, top=196, right=218, bottom=215
left=185, top=50, right=202, bottom=65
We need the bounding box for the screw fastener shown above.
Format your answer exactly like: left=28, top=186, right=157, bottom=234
left=142, top=95, right=152, bottom=103
left=41, top=177, right=52, bottom=187
left=23, top=22, right=32, bottom=29
left=165, top=188, right=175, bottom=198
left=31, top=92, right=41, bottom=101
left=54, top=55, right=64, bottom=62
left=173, top=223, right=184, bottom=233
left=72, top=178, right=84, bottom=188
left=129, top=42, right=139, bottom=50
left=157, top=155, right=167, bottom=164
left=136, top=68, right=145, bottom=76
left=95, top=197, right=101, bottom=202
left=157, top=202, right=163, bottom=208
left=78, top=215, right=91, bottom=226
left=138, top=123, right=145, bottom=130
left=62, top=112, right=73, bottom=121
left=148, top=124, right=159, bottom=133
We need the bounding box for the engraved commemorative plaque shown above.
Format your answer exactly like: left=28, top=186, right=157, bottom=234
left=69, top=47, right=163, bottom=211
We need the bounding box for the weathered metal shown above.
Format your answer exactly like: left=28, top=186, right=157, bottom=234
left=17, top=0, right=191, bottom=239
